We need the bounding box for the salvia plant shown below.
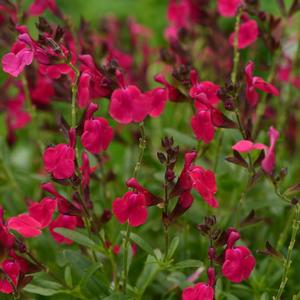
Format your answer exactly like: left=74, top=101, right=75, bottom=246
left=0, top=0, right=300, bottom=299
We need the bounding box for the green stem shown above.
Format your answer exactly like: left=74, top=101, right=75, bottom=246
left=133, top=122, right=146, bottom=178
left=213, top=130, right=224, bottom=172
left=163, top=180, right=169, bottom=261
left=66, top=62, right=80, bottom=129
left=231, top=9, right=242, bottom=85
left=274, top=204, right=300, bottom=300
left=121, top=123, right=146, bottom=294
left=122, top=223, right=131, bottom=294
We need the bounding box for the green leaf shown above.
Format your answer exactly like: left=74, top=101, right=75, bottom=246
left=23, top=284, right=64, bottom=296
left=121, top=231, right=155, bottom=257
left=173, top=259, right=203, bottom=269
left=167, top=237, right=179, bottom=260
left=163, top=128, right=196, bottom=147
left=79, top=262, right=103, bottom=288
left=54, top=228, right=96, bottom=248
left=63, top=250, right=110, bottom=298
left=64, top=266, right=73, bottom=288
left=103, top=295, right=131, bottom=300
left=136, top=255, right=160, bottom=293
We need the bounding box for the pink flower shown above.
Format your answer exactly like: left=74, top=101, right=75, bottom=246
left=7, top=214, right=42, bottom=238
left=155, top=73, right=186, bottom=103
left=232, top=127, right=279, bottom=174
left=30, top=75, right=54, bottom=105
left=126, top=177, right=162, bottom=206
left=189, top=167, right=219, bottom=208
left=182, top=282, right=214, bottom=300
left=113, top=244, right=121, bottom=255
left=49, top=215, right=79, bottom=244
left=81, top=152, right=91, bottom=188
left=145, top=87, right=168, bottom=118
left=229, top=19, right=259, bottom=49
left=29, top=0, right=58, bottom=16
left=171, top=152, right=219, bottom=208
left=77, top=55, right=110, bottom=108
left=261, top=127, right=280, bottom=174
left=112, top=191, right=148, bottom=227
left=0, top=260, right=20, bottom=294
left=189, top=70, right=222, bottom=144
left=191, top=110, right=215, bottom=144
left=218, top=0, right=242, bottom=17
left=0, top=223, right=15, bottom=250
left=190, top=81, right=220, bottom=109
left=28, top=198, right=57, bottom=229
left=164, top=0, right=191, bottom=41
left=6, top=91, right=31, bottom=144
left=43, top=144, right=75, bottom=179
left=170, top=191, right=194, bottom=221
left=2, top=36, right=34, bottom=77
left=109, top=71, right=150, bottom=124
left=245, top=61, right=279, bottom=106
left=232, top=140, right=267, bottom=152
left=81, top=116, right=114, bottom=154
left=222, top=246, right=256, bottom=283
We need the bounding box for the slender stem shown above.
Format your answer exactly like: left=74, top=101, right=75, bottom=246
left=133, top=122, right=146, bottom=178
left=231, top=9, right=242, bottom=85
left=274, top=204, right=300, bottom=300
left=213, top=130, right=224, bottom=172
left=122, top=223, right=131, bottom=294
left=66, top=61, right=80, bottom=129
left=163, top=180, right=169, bottom=260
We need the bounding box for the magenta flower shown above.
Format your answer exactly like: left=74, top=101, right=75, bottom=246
left=189, top=167, right=218, bottom=208
left=190, top=84, right=220, bottom=109
left=126, top=177, right=162, bottom=206
left=109, top=71, right=150, bottom=124
left=232, top=140, right=267, bottom=152
left=28, top=198, right=57, bottom=229
left=1, top=35, right=34, bottom=77
left=0, top=215, right=15, bottom=250
left=222, top=246, right=256, bottom=283
left=171, top=152, right=219, bottom=208
left=81, top=105, right=114, bottom=154
left=218, top=0, right=243, bottom=17
left=191, top=110, right=215, bottom=144
left=182, top=282, right=214, bottom=300
left=232, top=127, right=279, bottom=174
left=261, top=127, right=280, bottom=174
left=77, top=55, right=110, bottom=108
left=112, top=191, right=148, bottom=227
left=30, top=75, right=54, bottom=105
left=145, top=87, right=168, bottom=118
left=6, top=91, right=31, bottom=144
left=245, top=61, right=279, bottom=106
left=0, top=259, right=20, bottom=294
left=189, top=70, right=221, bottom=144
left=7, top=214, right=42, bottom=238
left=229, top=19, right=258, bottom=49
left=170, top=191, right=194, bottom=221
left=43, top=144, right=75, bottom=179
left=49, top=215, right=79, bottom=244
left=29, top=0, right=58, bottom=16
